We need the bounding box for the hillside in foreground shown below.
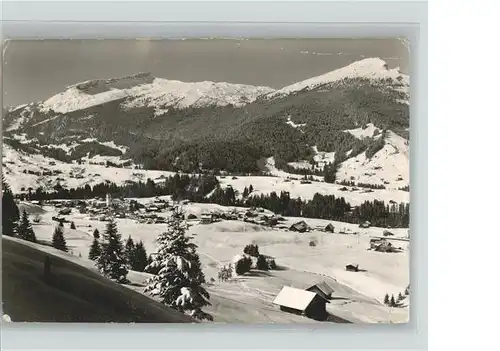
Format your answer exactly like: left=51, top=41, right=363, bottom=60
left=2, top=236, right=196, bottom=323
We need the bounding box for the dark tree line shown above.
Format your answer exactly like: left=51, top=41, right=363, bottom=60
left=2, top=176, right=20, bottom=236
left=208, top=187, right=409, bottom=228
left=20, top=173, right=220, bottom=202
left=338, top=180, right=387, bottom=190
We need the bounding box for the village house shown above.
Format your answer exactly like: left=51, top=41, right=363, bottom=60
left=272, top=286, right=329, bottom=321
left=289, top=220, right=311, bottom=233
left=200, top=213, right=214, bottom=224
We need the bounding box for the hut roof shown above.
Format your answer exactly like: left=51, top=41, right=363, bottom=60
left=272, top=286, right=317, bottom=311
left=307, top=281, right=334, bottom=297
left=289, top=220, right=311, bottom=232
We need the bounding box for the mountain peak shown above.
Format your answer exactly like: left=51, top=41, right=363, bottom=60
left=271, top=57, right=409, bottom=97
left=39, top=74, right=275, bottom=114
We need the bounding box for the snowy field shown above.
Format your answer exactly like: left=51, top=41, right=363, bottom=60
left=2, top=143, right=409, bottom=206
left=28, top=201, right=409, bottom=324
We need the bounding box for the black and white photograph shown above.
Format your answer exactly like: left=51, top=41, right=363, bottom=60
left=1, top=38, right=410, bottom=324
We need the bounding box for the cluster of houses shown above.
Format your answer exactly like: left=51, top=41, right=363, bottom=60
left=43, top=195, right=174, bottom=224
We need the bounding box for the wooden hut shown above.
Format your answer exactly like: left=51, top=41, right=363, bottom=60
left=325, top=223, right=335, bottom=233
left=273, top=286, right=328, bottom=321
left=289, top=220, right=311, bottom=233
left=345, top=264, right=359, bottom=272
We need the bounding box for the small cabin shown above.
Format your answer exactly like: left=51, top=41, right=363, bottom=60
left=273, top=286, right=328, bottom=321
left=345, top=264, right=359, bottom=272
left=383, top=230, right=395, bottom=237
left=289, top=220, right=311, bottom=233
left=325, top=223, right=335, bottom=233
left=200, top=214, right=213, bottom=224
left=359, top=221, right=371, bottom=228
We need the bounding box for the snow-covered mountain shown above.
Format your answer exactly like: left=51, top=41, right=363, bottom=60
left=268, top=57, right=409, bottom=101
left=2, top=57, right=410, bottom=197
left=39, top=72, right=275, bottom=115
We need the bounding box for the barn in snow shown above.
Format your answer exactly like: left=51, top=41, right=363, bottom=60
left=272, top=286, right=329, bottom=321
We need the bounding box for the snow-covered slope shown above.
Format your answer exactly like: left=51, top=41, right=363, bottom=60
left=39, top=73, right=275, bottom=114
left=1, top=144, right=176, bottom=193
left=336, top=131, right=409, bottom=189
left=345, top=123, right=383, bottom=140
left=270, top=58, right=409, bottom=98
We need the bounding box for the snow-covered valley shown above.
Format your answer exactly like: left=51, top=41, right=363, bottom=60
left=22, top=201, right=409, bottom=324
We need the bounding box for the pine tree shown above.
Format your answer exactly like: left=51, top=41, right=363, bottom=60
left=124, top=235, right=135, bottom=268
left=93, top=228, right=100, bottom=239
left=96, top=219, right=128, bottom=283
left=405, top=284, right=410, bottom=296
left=88, top=237, right=101, bottom=261
left=132, top=241, right=148, bottom=271
left=17, top=209, right=37, bottom=242
left=70, top=221, right=76, bottom=229
left=52, top=225, right=68, bottom=252
left=384, top=293, right=389, bottom=305
left=144, top=207, right=211, bottom=320
left=390, top=294, right=396, bottom=307
left=2, top=177, right=20, bottom=236
left=248, top=184, right=254, bottom=194
left=397, top=292, right=404, bottom=302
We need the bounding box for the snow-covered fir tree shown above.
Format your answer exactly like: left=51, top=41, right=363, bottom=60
left=2, top=177, right=19, bottom=236
left=96, top=218, right=128, bottom=283
left=144, top=207, right=212, bottom=321
left=17, top=209, right=37, bottom=242
left=52, top=225, right=68, bottom=252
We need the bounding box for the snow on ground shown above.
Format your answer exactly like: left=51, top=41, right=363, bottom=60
left=11, top=133, right=37, bottom=144
left=270, top=58, right=409, bottom=98
left=312, top=146, right=335, bottom=171
left=30, top=115, right=64, bottom=127
left=345, top=123, right=382, bottom=140
left=262, top=157, right=323, bottom=180
left=40, top=87, right=129, bottom=114
left=287, top=161, right=313, bottom=170
left=286, top=115, right=306, bottom=129
left=79, top=139, right=127, bottom=154
left=100, top=141, right=129, bottom=154
left=3, top=144, right=408, bottom=204
left=1, top=144, right=176, bottom=193
left=217, top=174, right=409, bottom=205
left=122, top=78, right=275, bottom=110
left=336, top=131, right=409, bottom=189
left=5, top=105, right=34, bottom=132
left=29, top=203, right=409, bottom=323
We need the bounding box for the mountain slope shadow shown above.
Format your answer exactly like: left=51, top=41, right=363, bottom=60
left=2, top=237, right=196, bottom=323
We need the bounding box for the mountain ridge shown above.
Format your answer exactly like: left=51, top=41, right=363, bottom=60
left=3, top=57, right=410, bottom=189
